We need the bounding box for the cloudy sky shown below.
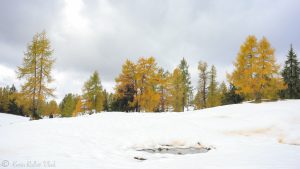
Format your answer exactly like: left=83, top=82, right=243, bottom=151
left=0, top=0, right=299, bottom=102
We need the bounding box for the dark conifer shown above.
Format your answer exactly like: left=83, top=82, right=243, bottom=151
left=282, top=45, right=300, bottom=99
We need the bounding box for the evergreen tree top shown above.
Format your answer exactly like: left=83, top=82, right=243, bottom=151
left=286, top=44, right=298, bottom=62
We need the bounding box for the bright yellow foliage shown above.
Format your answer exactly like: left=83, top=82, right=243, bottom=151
left=170, top=68, right=184, bottom=112
left=73, top=96, right=82, bottom=116
left=229, top=35, right=285, bottom=101
left=157, top=68, right=172, bottom=112
left=135, top=57, right=160, bottom=112
left=115, top=57, right=161, bottom=112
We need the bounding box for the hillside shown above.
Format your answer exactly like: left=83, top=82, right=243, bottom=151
left=0, top=100, right=300, bottom=169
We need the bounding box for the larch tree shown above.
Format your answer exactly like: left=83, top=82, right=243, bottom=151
left=0, top=85, right=25, bottom=116
left=115, top=60, right=137, bottom=112
left=49, top=100, right=59, bottom=117
left=135, top=57, right=160, bottom=112
left=17, top=31, right=55, bottom=119
left=228, top=35, right=257, bottom=100
left=207, top=65, right=220, bottom=107
left=73, top=96, right=82, bottom=116
left=15, top=92, right=32, bottom=116
left=0, top=86, right=10, bottom=113
left=170, top=68, right=184, bottom=112
left=7, top=85, right=20, bottom=115
left=194, top=61, right=209, bottom=109
left=115, top=57, right=168, bottom=112
left=44, top=100, right=59, bottom=117
left=178, top=58, right=193, bottom=111
left=254, top=37, right=285, bottom=101
left=229, top=35, right=284, bottom=102
left=157, top=68, right=171, bottom=112
left=219, top=81, right=228, bottom=105
left=82, top=71, right=104, bottom=113
left=281, top=45, right=300, bottom=99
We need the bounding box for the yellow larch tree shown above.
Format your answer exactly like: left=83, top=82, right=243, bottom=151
left=17, top=31, right=55, bottom=119
left=170, top=68, right=184, bottom=112
left=114, top=60, right=137, bottom=111
left=229, top=35, right=285, bottom=102
left=254, top=37, right=285, bottom=100
left=73, top=96, right=83, bottom=116
left=157, top=68, right=172, bottom=112
left=229, top=35, right=258, bottom=100
left=135, top=57, right=160, bottom=112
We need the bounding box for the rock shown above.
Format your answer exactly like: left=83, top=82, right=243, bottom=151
left=134, top=156, right=147, bottom=161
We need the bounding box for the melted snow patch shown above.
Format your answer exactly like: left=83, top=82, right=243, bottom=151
left=135, top=142, right=213, bottom=155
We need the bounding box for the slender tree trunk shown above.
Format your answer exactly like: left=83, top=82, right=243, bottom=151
left=182, top=90, right=185, bottom=112
left=32, top=47, right=38, bottom=119
left=161, top=88, right=165, bottom=112
left=37, top=36, right=46, bottom=118
left=37, top=53, right=43, bottom=116
left=32, top=67, right=37, bottom=118
left=255, top=92, right=262, bottom=103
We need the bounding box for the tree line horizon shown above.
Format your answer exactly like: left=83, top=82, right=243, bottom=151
left=0, top=31, right=300, bottom=119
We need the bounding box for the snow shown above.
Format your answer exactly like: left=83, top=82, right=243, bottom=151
left=0, top=113, right=29, bottom=127
left=0, top=100, right=300, bottom=169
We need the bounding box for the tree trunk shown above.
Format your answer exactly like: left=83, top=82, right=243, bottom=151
left=32, top=47, right=38, bottom=120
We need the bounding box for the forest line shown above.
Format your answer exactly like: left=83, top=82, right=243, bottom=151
left=0, top=32, right=299, bottom=119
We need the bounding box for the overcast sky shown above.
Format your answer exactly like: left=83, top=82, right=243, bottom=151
left=0, top=0, right=300, bottom=102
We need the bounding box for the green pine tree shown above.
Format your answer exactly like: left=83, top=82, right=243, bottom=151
left=207, top=65, right=220, bottom=107
left=219, top=81, right=228, bottom=105
left=194, top=61, right=209, bottom=109
left=82, top=71, right=104, bottom=113
left=222, top=84, right=244, bottom=105
left=178, top=58, right=193, bottom=111
left=8, top=85, right=22, bottom=116
left=282, top=45, right=300, bottom=99
left=59, top=93, right=76, bottom=117
left=103, top=90, right=109, bottom=111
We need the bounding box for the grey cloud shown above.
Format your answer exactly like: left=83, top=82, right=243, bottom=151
left=1, top=0, right=300, bottom=101
left=0, top=0, right=63, bottom=65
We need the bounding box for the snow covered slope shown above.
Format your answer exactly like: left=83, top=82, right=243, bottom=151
left=0, top=113, right=29, bottom=127
left=0, top=100, right=300, bottom=169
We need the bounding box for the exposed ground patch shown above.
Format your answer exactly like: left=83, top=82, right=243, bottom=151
left=135, top=142, right=213, bottom=156
left=224, top=127, right=273, bottom=137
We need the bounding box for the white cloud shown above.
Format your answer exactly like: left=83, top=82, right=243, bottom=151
left=0, top=64, right=19, bottom=87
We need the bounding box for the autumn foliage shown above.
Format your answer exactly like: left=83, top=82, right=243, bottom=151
left=2, top=32, right=297, bottom=118
left=228, top=35, right=285, bottom=102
